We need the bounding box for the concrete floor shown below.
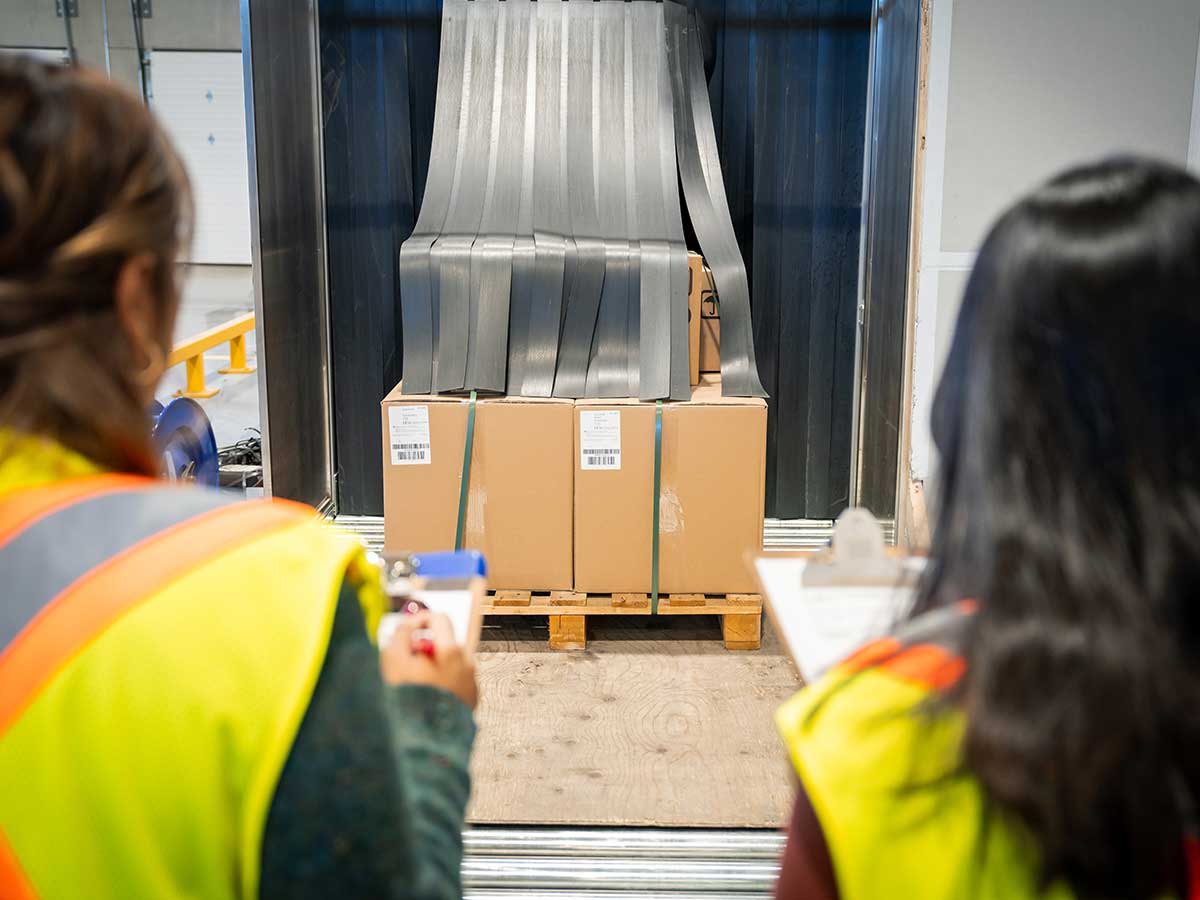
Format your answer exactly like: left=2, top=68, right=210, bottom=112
left=158, top=264, right=260, bottom=448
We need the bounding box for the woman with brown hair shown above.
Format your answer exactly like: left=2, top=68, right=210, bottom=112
left=0, top=57, right=476, bottom=899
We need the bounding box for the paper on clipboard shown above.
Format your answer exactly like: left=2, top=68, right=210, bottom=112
left=756, top=556, right=923, bottom=683
left=377, top=589, right=477, bottom=650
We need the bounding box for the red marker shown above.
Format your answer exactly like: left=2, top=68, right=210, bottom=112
left=399, top=599, right=437, bottom=659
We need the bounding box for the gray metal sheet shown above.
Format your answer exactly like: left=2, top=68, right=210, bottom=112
left=587, top=1, right=637, bottom=399
left=398, top=0, right=469, bottom=394
left=554, top=240, right=606, bottom=398
left=657, top=5, right=691, bottom=402
left=519, top=0, right=572, bottom=397
left=630, top=0, right=688, bottom=401
left=434, top=0, right=499, bottom=393
left=466, top=0, right=533, bottom=392
left=666, top=2, right=767, bottom=398
left=629, top=1, right=670, bottom=401
left=553, top=1, right=605, bottom=399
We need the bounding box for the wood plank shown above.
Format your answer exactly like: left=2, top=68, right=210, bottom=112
left=612, top=593, right=650, bottom=609
left=480, top=601, right=651, bottom=616
left=493, top=590, right=533, bottom=607
left=664, top=593, right=706, bottom=607
left=722, top=612, right=762, bottom=651
left=725, top=593, right=763, bottom=607
left=548, top=614, right=586, bottom=650
left=469, top=615, right=799, bottom=827
left=550, top=591, right=586, bottom=606
left=658, top=594, right=762, bottom=616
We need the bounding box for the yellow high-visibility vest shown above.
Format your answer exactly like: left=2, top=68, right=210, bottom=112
left=0, top=436, right=385, bottom=899
left=776, top=603, right=1077, bottom=900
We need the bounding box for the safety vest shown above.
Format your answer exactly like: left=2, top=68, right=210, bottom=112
left=0, top=474, right=384, bottom=900
left=777, top=603, right=1200, bottom=900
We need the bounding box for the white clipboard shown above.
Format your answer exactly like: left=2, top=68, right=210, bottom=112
left=754, top=509, right=924, bottom=683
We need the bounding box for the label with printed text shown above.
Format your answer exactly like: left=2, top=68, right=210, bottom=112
left=389, top=406, right=432, bottom=465
left=580, top=409, right=621, bottom=471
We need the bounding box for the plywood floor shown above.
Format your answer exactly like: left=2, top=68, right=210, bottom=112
left=468, top=614, right=802, bottom=828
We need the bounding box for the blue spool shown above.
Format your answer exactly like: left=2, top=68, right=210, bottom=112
left=149, top=398, right=220, bottom=487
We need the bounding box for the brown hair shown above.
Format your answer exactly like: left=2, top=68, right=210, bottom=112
left=0, top=56, right=192, bottom=474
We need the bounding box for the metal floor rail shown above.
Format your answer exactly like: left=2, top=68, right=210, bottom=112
left=462, top=828, right=784, bottom=899
left=334, top=514, right=895, bottom=554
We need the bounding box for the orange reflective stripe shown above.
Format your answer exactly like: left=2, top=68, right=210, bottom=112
left=876, top=643, right=966, bottom=691
left=0, top=475, right=154, bottom=547
left=836, top=639, right=965, bottom=691
left=837, top=637, right=904, bottom=676
left=0, top=499, right=313, bottom=738
left=0, top=833, right=37, bottom=900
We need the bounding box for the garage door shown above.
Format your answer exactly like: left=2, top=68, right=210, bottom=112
left=151, top=50, right=252, bottom=265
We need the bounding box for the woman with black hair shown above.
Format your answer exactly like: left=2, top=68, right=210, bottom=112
left=774, top=157, right=1200, bottom=900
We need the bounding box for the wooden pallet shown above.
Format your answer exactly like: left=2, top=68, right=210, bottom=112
left=483, top=590, right=762, bottom=651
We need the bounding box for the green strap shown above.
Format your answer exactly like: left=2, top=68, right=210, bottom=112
left=651, top=400, right=663, bottom=615
left=454, top=390, right=478, bottom=551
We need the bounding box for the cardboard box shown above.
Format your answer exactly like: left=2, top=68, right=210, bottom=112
left=687, top=252, right=703, bottom=385
left=574, top=376, right=766, bottom=594
left=699, top=284, right=720, bottom=374
left=381, top=387, right=574, bottom=590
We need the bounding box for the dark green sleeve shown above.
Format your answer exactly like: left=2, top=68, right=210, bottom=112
left=259, top=581, right=476, bottom=899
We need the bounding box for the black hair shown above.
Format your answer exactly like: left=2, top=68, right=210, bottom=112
left=918, top=157, right=1200, bottom=899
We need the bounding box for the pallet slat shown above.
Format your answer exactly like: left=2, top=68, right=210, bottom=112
left=482, top=590, right=763, bottom=651
left=493, top=590, right=533, bottom=607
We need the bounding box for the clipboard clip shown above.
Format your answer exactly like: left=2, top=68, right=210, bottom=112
left=801, top=508, right=915, bottom=588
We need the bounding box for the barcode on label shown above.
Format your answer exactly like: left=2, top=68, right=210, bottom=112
left=585, top=455, right=618, bottom=467
left=392, top=443, right=430, bottom=450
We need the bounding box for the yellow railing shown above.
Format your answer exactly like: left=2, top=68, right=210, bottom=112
left=167, top=312, right=256, bottom=399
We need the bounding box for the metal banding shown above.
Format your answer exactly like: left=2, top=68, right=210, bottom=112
left=403, top=0, right=760, bottom=400
left=0, top=488, right=233, bottom=652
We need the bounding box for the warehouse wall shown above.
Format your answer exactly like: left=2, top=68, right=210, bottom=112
left=911, top=0, right=1200, bottom=483
left=0, top=0, right=240, bottom=93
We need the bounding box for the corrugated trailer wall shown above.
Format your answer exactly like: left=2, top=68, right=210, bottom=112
left=319, top=0, right=874, bottom=520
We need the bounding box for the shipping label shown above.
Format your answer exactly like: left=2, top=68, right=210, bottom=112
left=388, top=406, right=432, bottom=465
left=580, top=409, right=621, bottom=471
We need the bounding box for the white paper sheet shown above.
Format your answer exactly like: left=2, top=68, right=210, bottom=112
left=377, top=589, right=474, bottom=648
left=755, top=557, right=922, bottom=683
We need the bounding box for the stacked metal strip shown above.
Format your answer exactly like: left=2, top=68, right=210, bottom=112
left=399, top=0, right=763, bottom=400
